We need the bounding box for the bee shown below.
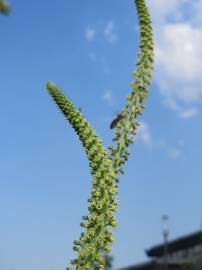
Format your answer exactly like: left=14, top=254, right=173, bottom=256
left=110, top=112, right=124, bottom=129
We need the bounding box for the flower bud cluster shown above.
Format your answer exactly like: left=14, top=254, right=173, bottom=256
left=0, top=0, right=10, bottom=14
left=109, top=0, right=154, bottom=177
left=47, top=81, right=118, bottom=270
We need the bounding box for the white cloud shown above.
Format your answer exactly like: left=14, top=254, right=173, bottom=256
left=85, top=27, right=96, bottom=42
left=164, top=99, right=199, bottom=119
left=155, top=24, right=202, bottom=103
left=102, top=90, right=113, bottom=106
left=147, top=0, right=182, bottom=24
left=147, top=0, right=202, bottom=118
left=156, top=24, right=202, bottom=82
left=168, top=147, right=181, bottom=160
left=136, top=121, right=183, bottom=159
left=155, top=139, right=182, bottom=160
left=179, top=108, right=199, bottom=119
left=137, top=121, right=152, bottom=145
left=103, top=21, right=118, bottom=43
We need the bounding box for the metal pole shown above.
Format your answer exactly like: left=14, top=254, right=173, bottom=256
left=162, top=215, right=169, bottom=270
left=163, top=230, right=168, bottom=270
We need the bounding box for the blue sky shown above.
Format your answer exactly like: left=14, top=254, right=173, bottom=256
left=0, top=0, right=202, bottom=269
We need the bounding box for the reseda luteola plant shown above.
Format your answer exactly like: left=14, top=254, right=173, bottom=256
left=47, top=0, right=154, bottom=269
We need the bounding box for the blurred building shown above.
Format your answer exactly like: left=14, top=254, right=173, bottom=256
left=118, top=230, right=202, bottom=270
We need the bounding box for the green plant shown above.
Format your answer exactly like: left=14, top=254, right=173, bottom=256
left=104, top=254, right=113, bottom=270
left=47, top=0, right=154, bottom=269
left=182, top=256, right=202, bottom=270
left=0, top=0, right=10, bottom=15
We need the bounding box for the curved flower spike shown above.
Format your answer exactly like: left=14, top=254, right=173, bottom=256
left=47, top=81, right=118, bottom=270
left=109, top=0, right=154, bottom=177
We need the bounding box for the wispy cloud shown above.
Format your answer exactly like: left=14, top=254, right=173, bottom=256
left=102, top=90, right=113, bottom=106
left=156, top=138, right=184, bottom=160
left=103, top=21, right=118, bottom=43
left=137, top=121, right=152, bottom=145
left=85, top=27, right=96, bottom=42
left=167, top=147, right=181, bottom=160
left=164, top=99, right=199, bottom=119
left=88, top=53, right=111, bottom=75
left=137, top=121, right=183, bottom=159
left=179, top=108, right=199, bottom=119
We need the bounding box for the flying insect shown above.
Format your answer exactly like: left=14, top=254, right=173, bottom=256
left=110, top=112, right=124, bottom=129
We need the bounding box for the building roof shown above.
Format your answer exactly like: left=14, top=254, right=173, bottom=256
left=118, top=260, right=182, bottom=270
left=146, top=230, right=202, bottom=257
left=118, top=260, right=155, bottom=270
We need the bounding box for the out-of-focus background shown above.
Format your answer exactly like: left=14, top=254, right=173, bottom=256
left=0, top=0, right=202, bottom=269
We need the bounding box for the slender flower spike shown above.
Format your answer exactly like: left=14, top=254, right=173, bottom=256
left=47, top=81, right=118, bottom=270
left=109, top=0, right=154, bottom=177
left=0, top=0, right=10, bottom=14
left=46, top=0, right=154, bottom=269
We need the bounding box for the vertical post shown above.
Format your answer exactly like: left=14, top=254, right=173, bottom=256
left=162, top=215, right=169, bottom=270
left=200, top=221, right=202, bottom=248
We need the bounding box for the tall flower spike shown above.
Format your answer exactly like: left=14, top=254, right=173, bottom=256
left=109, top=0, right=154, bottom=177
left=46, top=0, right=154, bottom=268
left=0, top=0, right=10, bottom=14
left=47, top=81, right=118, bottom=270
